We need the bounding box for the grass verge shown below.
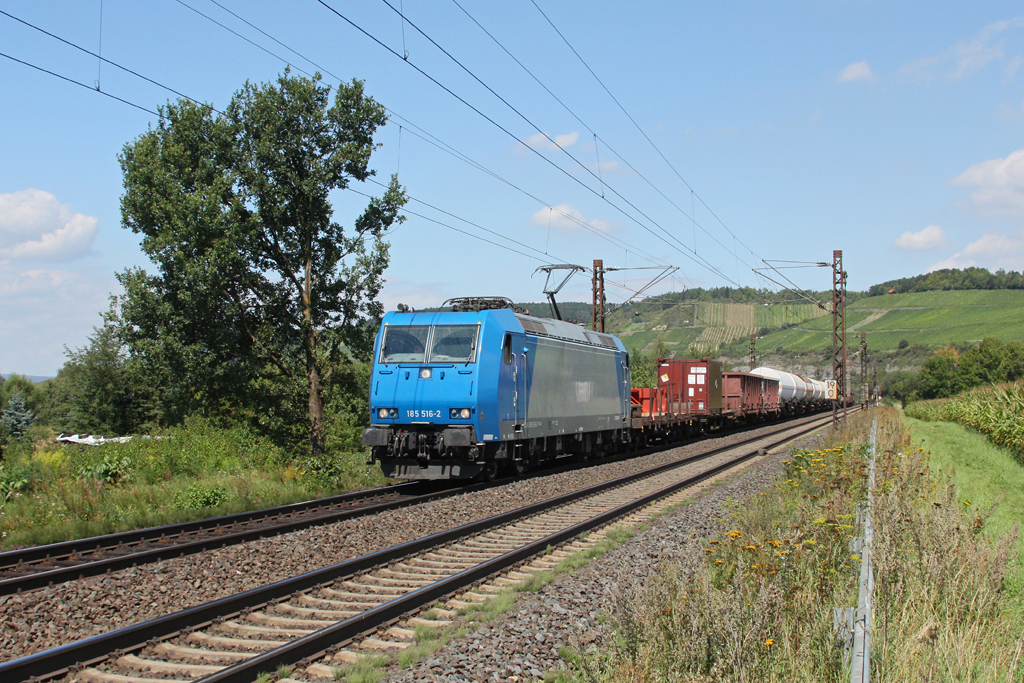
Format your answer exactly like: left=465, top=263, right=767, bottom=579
left=558, top=408, right=1024, bottom=682
left=0, top=418, right=387, bottom=548
left=903, top=413, right=1024, bottom=593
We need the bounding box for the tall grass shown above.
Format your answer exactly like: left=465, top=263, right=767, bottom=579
left=0, top=417, right=386, bottom=548
left=871, top=413, right=1024, bottom=681
left=570, top=412, right=877, bottom=682
left=565, top=409, right=1024, bottom=682
left=905, top=381, right=1024, bottom=458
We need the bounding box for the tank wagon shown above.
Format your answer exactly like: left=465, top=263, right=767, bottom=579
left=749, top=367, right=832, bottom=413
left=363, top=301, right=836, bottom=480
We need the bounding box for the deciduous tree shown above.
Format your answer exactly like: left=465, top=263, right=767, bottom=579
left=118, top=72, right=406, bottom=456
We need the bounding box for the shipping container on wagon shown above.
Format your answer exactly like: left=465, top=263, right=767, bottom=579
left=657, top=358, right=723, bottom=416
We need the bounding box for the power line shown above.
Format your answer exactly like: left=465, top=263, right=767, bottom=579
left=528, top=0, right=765, bottom=268
left=352, top=182, right=649, bottom=305
left=0, top=50, right=158, bottom=116
left=173, top=0, right=678, bottom=275
left=322, top=0, right=745, bottom=288
left=449, top=0, right=760, bottom=275
left=0, top=8, right=222, bottom=114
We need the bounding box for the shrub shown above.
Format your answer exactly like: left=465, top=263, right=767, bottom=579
left=79, top=454, right=132, bottom=485
left=0, top=464, right=30, bottom=501
left=172, top=482, right=229, bottom=511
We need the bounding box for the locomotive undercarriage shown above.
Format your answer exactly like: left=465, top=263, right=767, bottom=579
left=368, top=426, right=633, bottom=480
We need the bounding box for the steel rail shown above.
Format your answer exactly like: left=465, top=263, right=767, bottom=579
left=0, top=482, right=424, bottom=568
left=0, top=411, right=845, bottom=683
left=0, top=409, right=834, bottom=596
left=0, top=481, right=472, bottom=596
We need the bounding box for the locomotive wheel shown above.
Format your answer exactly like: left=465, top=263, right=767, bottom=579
left=507, top=457, right=527, bottom=477
left=479, top=460, right=500, bottom=481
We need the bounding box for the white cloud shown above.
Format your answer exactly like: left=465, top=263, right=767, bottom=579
left=949, top=148, right=1024, bottom=219
left=0, top=189, right=98, bottom=262
left=894, top=225, right=950, bottom=251
left=838, top=61, right=875, bottom=83
left=520, top=131, right=579, bottom=152
left=529, top=204, right=622, bottom=234
left=0, top=265, right=118, bottom=376
left=928, top=230, right=1024, bottom=271
left=901, top=17, right=1024, bottom=81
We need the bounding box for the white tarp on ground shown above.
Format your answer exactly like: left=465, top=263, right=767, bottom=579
left=56, top=433, right=136, bottom=446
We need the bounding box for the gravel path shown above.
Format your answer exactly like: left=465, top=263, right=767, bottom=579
left=0, top=420, right=812, bottom=661
left=382, top=447, right=793, bottom=682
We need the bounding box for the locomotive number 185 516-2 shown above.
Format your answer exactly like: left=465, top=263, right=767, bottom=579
left=406, top=409, right=443, bottom=419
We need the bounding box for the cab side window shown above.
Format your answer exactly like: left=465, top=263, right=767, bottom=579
left=503, top=333, right=512, bottom=364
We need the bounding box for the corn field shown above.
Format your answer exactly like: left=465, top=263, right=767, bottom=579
left=904, top=381, right=1024, bottom=459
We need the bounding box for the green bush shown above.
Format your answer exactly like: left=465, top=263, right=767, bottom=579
left=0, top=463, right=30, bottom=501
left=79, top=454, right=132, bottom=485
left=85, top=416, right=286, bottom=483
left=172, top=482, right=230, bottom=511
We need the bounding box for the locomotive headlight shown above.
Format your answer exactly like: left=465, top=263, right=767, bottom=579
left=378, top=408, right=389, bottom=419
left=460, top=408, right=471, bottom=419
left=419, top=368, right=432, bottom=379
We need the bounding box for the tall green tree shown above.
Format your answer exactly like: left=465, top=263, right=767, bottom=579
left=118, top=72, right=406, bottom=456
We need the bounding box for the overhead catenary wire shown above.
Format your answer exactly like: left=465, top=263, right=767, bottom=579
left=0, top=8, right=219, bottom=113
left=6, top=1, right=671, bottom=296
left=172, top=0, right=679, bottom=276
left=528, top=0, right=764, bottom=268
left=320, top=0, right=745, bottom=288
left=351, top=183, right=647, bottom=305
left=0, top=50, right=158, bottom=115
left=449, top=0, right=761, bottom=276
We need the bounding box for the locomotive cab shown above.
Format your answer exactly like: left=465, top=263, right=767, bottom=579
left=362, top=311, right=490, bottom=478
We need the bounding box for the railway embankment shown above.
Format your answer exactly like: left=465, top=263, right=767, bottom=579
left=383, top=408, right=1024, bottom=682
left=0, top=419, right=819, bottom=662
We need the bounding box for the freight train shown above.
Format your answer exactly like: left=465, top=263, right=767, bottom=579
left=361, top=298, right=838, bottom=480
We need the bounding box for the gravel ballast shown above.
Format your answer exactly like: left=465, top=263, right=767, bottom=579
left=0, top=420, right=815, bottom=661
left=382, top=448, right=794, bottom=682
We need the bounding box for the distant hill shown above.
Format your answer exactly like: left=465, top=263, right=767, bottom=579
left=868, top=267, right=1024, bottom=296
left=734, top=289, right=1024, bottom=354
left=1, top=373, right=54, bottom=384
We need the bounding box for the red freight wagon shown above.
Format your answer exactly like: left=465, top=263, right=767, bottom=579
left=723, top=371, right=780, bottom=417
left=657, top=359, right=722, bottom=416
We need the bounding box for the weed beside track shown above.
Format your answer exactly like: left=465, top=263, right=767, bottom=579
left=564, top=408, right=1024, bottom=682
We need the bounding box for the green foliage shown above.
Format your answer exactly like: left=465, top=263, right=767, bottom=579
left=0, top=463, right=30, bottom=501
left=0, top=374, right=41, bottom=415
left=79, top=454, right=132, bottom=485
left=46, top=310, right=149, bottom=435
left=629, top=348, right=656, bottom=389
left=1, top=391, right=35, bottom=438
left=869, top=266, right=1024, bottom=297
left=890, top=338, right=1024, bottom=403
left=117, top=71, right=407, bottom=455
left=905, top=381, right=1024, bottom=458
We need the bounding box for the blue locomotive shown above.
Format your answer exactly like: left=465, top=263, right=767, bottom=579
left=361, top=298, right=632, bottom=479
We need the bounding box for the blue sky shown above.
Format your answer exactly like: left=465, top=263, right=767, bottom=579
left=2, top=0, right=1024, bottom=376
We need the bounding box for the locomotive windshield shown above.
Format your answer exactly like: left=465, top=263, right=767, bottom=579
left=428, top=325, right=478, bottom=363
left=380, top=325, right=430, bottom=363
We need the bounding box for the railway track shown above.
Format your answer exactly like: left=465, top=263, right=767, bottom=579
left=1, top=410, right=846, bottom=683
left=0, top=481, right=472, bottom=596
left=0, top=411, right=833, bottom=597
